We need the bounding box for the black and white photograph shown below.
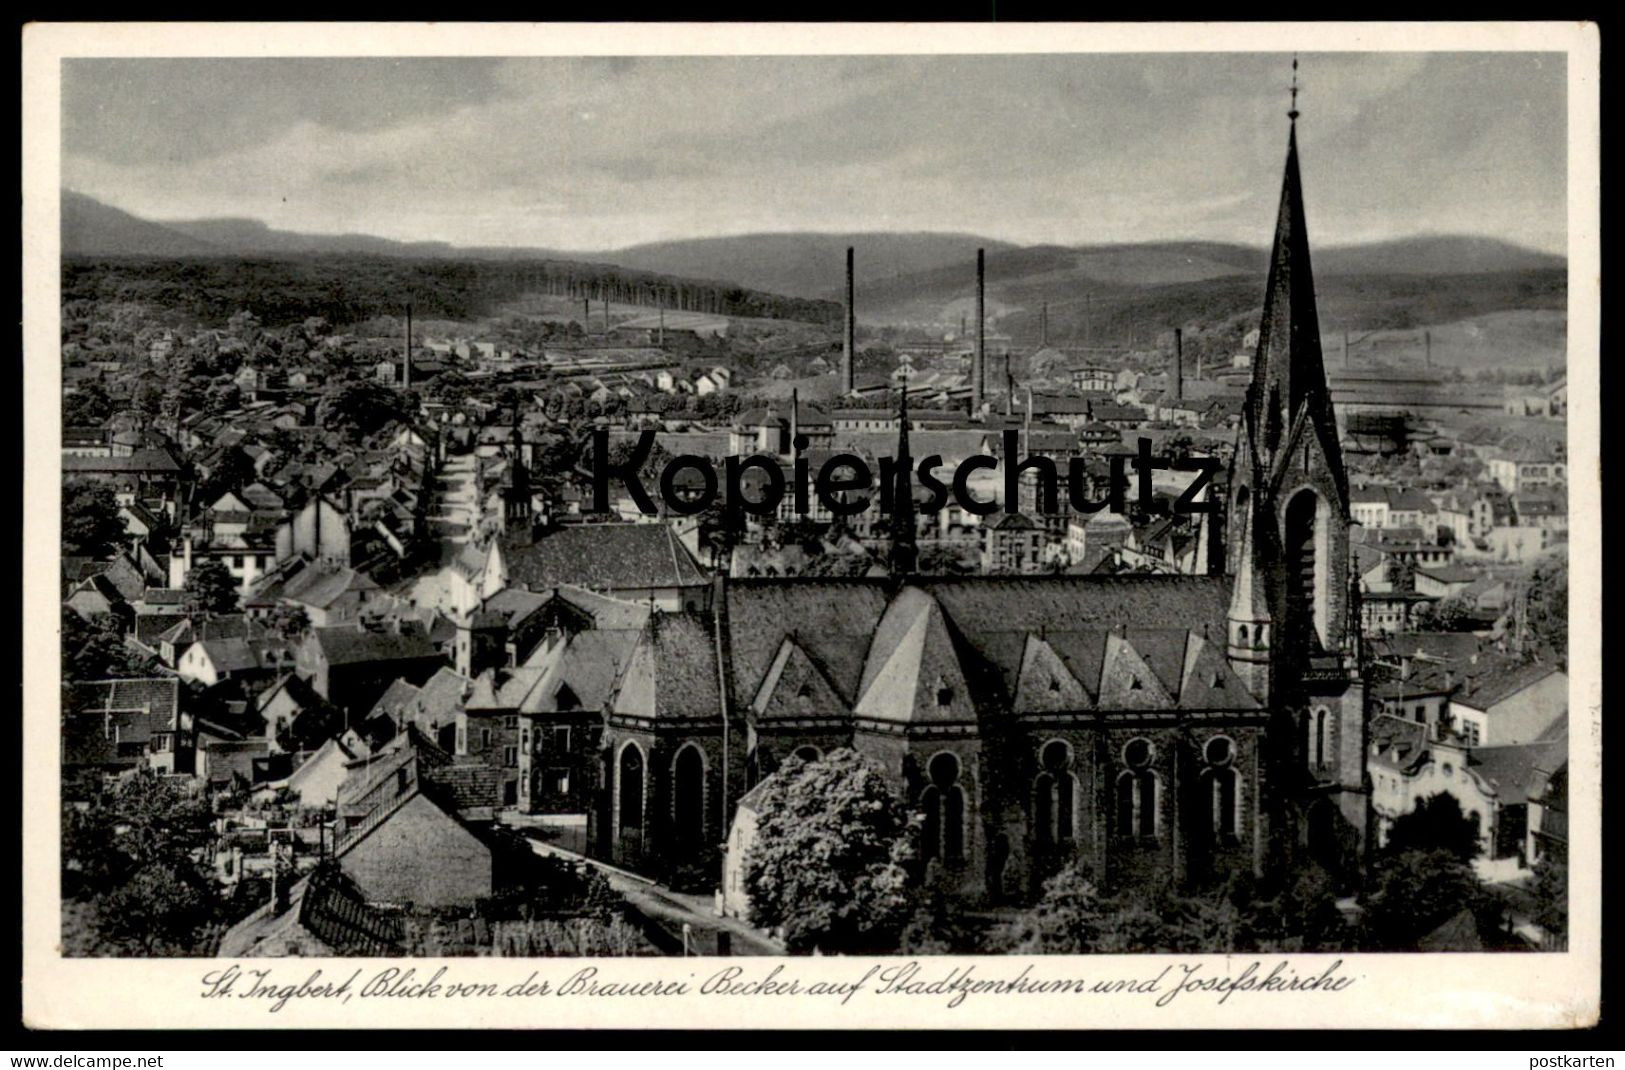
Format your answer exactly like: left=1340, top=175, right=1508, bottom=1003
left=21, top=22, right=1600, bottom=1032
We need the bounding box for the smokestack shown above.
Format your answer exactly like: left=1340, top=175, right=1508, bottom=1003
left=583, top=297, right=591, bottom=327
left=790, top=387, right=799, bottom=452
left=603, top=298, right=611, bottom=334
left=1174, top=328, right=1183, bottom=402
left=1343, top=330, right=1350, bottom=369
left=960, top=313, right=966, bottom=341
left=1004, top=352, right=1013, bottom=417
left=1424, top=329, right=1432, bottom=369
left=659, top=307, right=665, bottom=348
left=404, top=302, right=412, bottom=391
left=843, top=247, right=855, bottom=396
left=973, top=248, right=985, bottom=417
left=1040, top=302, right=1049, bottom=348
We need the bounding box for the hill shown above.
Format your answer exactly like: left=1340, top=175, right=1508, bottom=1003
left=586, top=232, right=1022, bottom=301
left=162, top=217, right=465, bottom=258
left=60, top=191, right=218, bottom=257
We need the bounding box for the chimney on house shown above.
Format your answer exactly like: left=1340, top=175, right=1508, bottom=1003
left=842, top=247, right=856, bottom=396
left=973, top=248, right=986, bottom=418
left=1174, top=328, right=1184, bottom=402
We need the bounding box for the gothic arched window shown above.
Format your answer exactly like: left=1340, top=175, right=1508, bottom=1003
left=1033, top=740, right=1075, bottom=849
left=1204, top=736, right=1239, bottom=843
left=1284, top=489, right=1329, bottom=648
left=1116, top=738, right=1158, bottom=840
left=618, top=742, right=644, bottom=832
left=671, top=743, right=706, bottom=847
left=921, top=753, right=965, bottom=865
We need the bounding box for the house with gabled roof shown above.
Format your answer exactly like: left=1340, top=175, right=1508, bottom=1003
left=295, top=620, right=446, bottom=720
left=328, top=730, right=530, bottom=907
left=61, top=677, right=187, bottom=793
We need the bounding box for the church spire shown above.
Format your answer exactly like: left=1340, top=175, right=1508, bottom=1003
left=1246, top=72, right=1347, bottom=504
left=888, top=384, right=918, bottom=576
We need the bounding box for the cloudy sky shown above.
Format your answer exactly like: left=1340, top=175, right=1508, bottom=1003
left=61, top=52, right=1567, bottom=253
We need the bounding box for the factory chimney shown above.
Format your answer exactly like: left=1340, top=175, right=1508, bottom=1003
left=1173, top=328, right=1183, bottom=402
left=973, top=248, right=986, bottom=417
left=403, top=302, right=412, bottom=391
left=1424, top=329, right=1432, bottom=369
left=1040, top=302, right=1049, bottom=348
left=843, top=247, right=856, bottom=395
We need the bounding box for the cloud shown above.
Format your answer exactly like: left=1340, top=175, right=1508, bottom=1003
left=59, top=52, right=1569, bottom=254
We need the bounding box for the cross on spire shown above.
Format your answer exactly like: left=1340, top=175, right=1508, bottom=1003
left=1289, top=54, right=1300, bottom=122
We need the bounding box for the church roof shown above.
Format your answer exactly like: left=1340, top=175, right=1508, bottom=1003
left=720, top=574, right=1246, bottom=724
left=1245, top=118, right=1347, bottom=505
left=503, top=523, right=708, bottom=591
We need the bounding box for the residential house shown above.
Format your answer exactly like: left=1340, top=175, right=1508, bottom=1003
left=295, top=621, right=447, bottom=719
left=61, top=677, right=187, bottom=794
left=981, top=513, right=1044, bottom=574
left=1448, top=661, right=1568, bottom=747
left=1367, top=715, right=1496, bottom=858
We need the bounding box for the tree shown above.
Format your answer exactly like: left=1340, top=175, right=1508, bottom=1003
left=1386, top=793, right=1483, bottom=861
left=266, top=603, right=311, bottom=642
left=62, top=480, right=128, bottom=557
left=320, top=380, right=413, bottom=440
left=1413, top=593, right=1474, bottom=632
left=1529, top=857, right=1568, bottom=949
left=1523, top=551, right=1568, bottom=657
left=132, top=380, right=165, bottom=418
left=63, top=382, right=114, bottom=426
left=991, top=861, right=1110, bottom=954
left=184, top=559, right=240, bottom=616
left=1358, top=848, right=1481, bottom=950
left=744, top=748, right=919, bottom=953
left=917, top=543, right=972, bottom=576
left=196, top=446, right=257, bottom=505
left=62, top=770, right=221, bottom=955
left=62, top=609, right=154, bottom=680
left=1384, top=554, right=1416, bottom=592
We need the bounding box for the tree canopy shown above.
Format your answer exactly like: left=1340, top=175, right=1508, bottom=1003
left=743, top=748, right=918, bottom=954
left=183, top=559, right=240, bottom=616
left=1385, top=792, right=1483, bottom=862
left=62, top=480, right=127, bottom=558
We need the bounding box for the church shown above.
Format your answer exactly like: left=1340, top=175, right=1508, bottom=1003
left=563, top=109, right=1371, bottom=901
